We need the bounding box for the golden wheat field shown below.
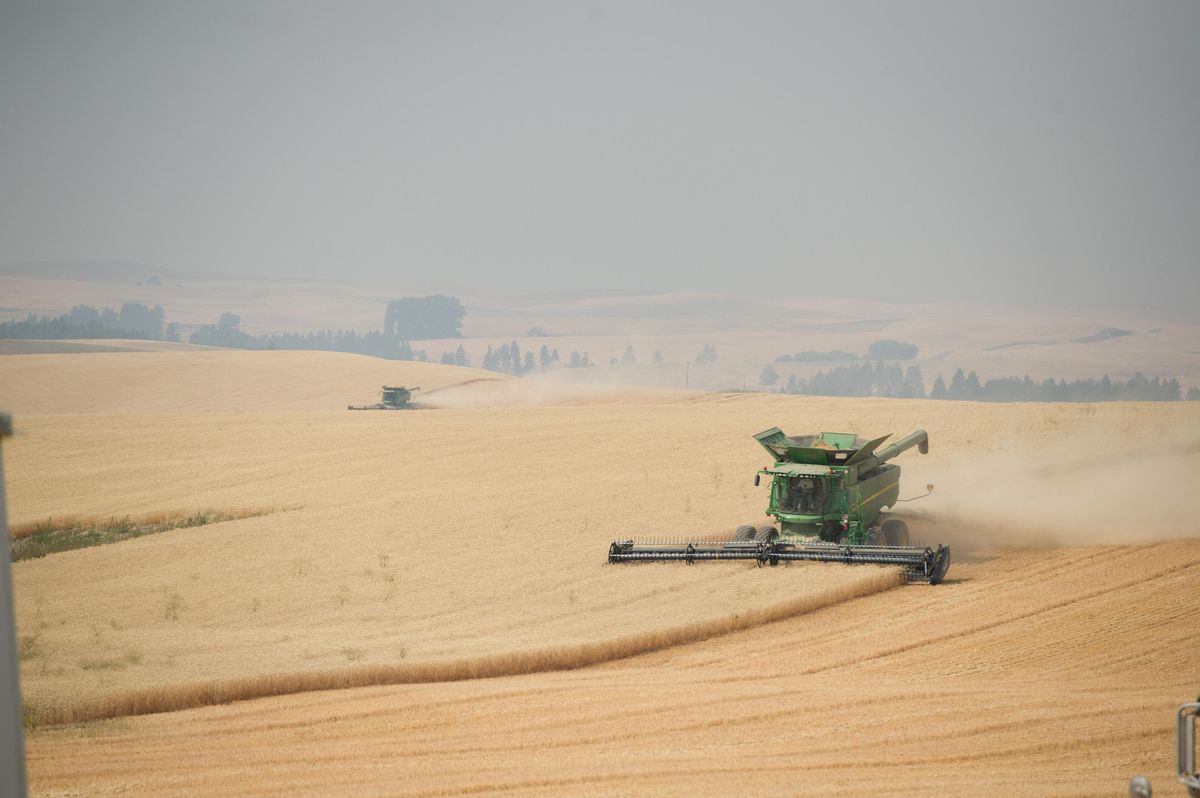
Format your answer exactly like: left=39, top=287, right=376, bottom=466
left=3, top=346, right=1200, bottom=796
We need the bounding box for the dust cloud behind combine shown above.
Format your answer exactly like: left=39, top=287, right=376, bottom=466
left=416, top=371, right=685, bottom=409
left=905, top=425, right=1200, bottom=548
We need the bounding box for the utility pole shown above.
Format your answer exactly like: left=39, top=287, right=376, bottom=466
left=685, top=361, right=689, bottom=389
left=0, top=413, right=27, bottom=798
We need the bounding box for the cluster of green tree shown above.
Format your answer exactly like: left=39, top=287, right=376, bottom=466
left=695, top=344, right=717, bottom=364
left=383, top=295, right=465, bottom=339
left=774, top=340, right=918, bottom=364
left=188, top=296, right=465, bottom=359
left=483, top=342, right=533, bottom=374
left=866, top=340, right=919, bottom=359
left=604, top=347, right=674, bottom=367
left=609, top=345, right=638, bottom=366
left=928, top=370, right=1186, bottom=402
left=778, top=362, right=926, bottom=397
left=482, top=342, right=570, bottom=375
left=0, top=303, right=176, bottom=341
left=590, top=346, right=694, bottom=366
left=776, top=361, right=1194, bottom=402
left=189, top=313, right=430, bottom=359
left=775, top=349, right=859, bottom=363
left=438, top=346, right=470, bottom=367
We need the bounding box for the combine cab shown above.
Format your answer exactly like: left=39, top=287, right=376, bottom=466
left=608, top=428, right=950, bottom=584
left=348, top=385, right=419, bottom=410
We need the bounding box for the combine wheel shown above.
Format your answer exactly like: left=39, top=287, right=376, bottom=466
left=755, top=526, right=778, bottom=543
left=928, top=547, right=951, bottom=585
left=882, top=519, right=909, bottom=546
left=734, top=525, right=756, bottom=541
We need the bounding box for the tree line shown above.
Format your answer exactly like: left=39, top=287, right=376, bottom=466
left=774, top=361, right=1194, bottom=402
left=927, top=370, right=1188, bottom=402
left=188, top=295, right=465, bottom=359
left=775, top=339, right=918, bottom=363
left=0, top=295, right=464, bottom=358
left=479, top=343, right=721, bottom=375
left=775, top=361, right=927, bottom=398
left=188, top=313, right=432, bottom=359
left=483, top=342, right=582, bottom=375
left=0, top=303, right=178, bottom=341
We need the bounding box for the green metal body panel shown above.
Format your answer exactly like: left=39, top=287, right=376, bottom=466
left=380, top=385, right=414, bottom=408
left=348, top=385, right=420, bottom=411
left=608, top=426, right=948, bottom=583
left=756, top=429, right=926, bottom=545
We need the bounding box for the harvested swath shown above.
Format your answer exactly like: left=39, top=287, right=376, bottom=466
left=23, top=568, right=900, bottom=727
left=23, top=542, right=1200, bottom=797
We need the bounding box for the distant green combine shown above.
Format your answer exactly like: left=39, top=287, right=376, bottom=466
left=609, top=427, right=950, bottom=584
left=347, top=385, right=419, bottom=411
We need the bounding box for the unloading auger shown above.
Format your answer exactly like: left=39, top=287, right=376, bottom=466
left=607, top=428, right=951, bottom=584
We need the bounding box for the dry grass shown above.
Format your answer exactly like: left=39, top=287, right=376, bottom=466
left=9, top=507, right=281, bottom=560
left=22, top=569, right=899, bottom=727
left=10, top=509, right=252, bottom=541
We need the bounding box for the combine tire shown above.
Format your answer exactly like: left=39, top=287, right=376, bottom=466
left=734, top=525, right=756, bottom=541
left=928, top=547, right=951, bottom=585
left=882, top=519, right=909, bottom=546
left=755, top=525, right=779, bottom=542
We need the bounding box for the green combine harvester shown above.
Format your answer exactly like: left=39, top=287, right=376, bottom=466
left=347, top=385, right=419, bottom=410
left=608, top=427, right=951, bottom=584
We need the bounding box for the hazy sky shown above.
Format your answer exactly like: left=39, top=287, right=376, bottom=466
left=1, top=1, right=1197, bottom=309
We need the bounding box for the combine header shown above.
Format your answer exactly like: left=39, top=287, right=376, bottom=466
left=347, top=385, right=419, bottom=411
left=608, top=428, right=950, bottom=584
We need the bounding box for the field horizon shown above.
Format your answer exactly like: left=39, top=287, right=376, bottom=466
left=3, top=266, right=1198, bottom=397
